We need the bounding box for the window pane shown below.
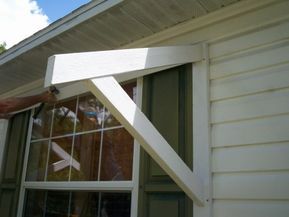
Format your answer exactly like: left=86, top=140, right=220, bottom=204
left=32, top=105, right=53, bottom=140
left=103, top=108, right=121, bottom=128
left=70, top=132, right=101, bottom=181
left=70, top=192, right=99, bottom=216
left=103, top=82, right=136, bottom=129
left=100, top=128, right=134, bottom=181
left=100, top=192, right=131, bottom=217
left=76, top=94, right=104, bottom=132
left=45, top=191, right=70, bottom=217
left=27, top=83, right=136, bottom=185
left=52, top=99, right=77, bottom=137
left=23, top=190, right=45, bottom=217
left=47, top=137, right=73, bottom=181
left=26, top=141, right=49, bottom=181
left=23, top=190, right=131, bottom=217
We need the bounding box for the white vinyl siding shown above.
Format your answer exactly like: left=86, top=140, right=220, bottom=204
left=152, top=1, right=289, bottom=216
left=208, top=2, right=289, bottom=217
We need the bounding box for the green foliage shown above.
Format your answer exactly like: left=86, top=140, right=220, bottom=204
left=0, top=42, right=6, bottom=54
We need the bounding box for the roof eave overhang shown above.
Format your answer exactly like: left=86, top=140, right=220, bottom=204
left=0, top=0, right=123, bottom=66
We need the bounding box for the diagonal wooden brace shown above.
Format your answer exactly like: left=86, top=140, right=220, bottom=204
left=86, top=76, right=205, bottom=206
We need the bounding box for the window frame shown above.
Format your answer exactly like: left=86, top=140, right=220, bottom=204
left=16, top=78, right=143, bottom=217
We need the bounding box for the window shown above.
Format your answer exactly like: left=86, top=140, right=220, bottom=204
left=19, top=82, right=139, bottom=217
left=44, top=44, right=210, bottom=215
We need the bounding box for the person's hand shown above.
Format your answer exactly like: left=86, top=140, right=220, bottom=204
left=41, top=90, right=57, bottom=104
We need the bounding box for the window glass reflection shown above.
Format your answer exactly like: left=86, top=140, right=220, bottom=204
left=52, top=99, right=77, bottom=137
left=100, top=192, right=131, bottom=217
left=47, top=137, right=73, bottom=181
left=26, top=141, right=49, bottom=181
left=70, top=192, right=99, bottom=216
left=23, top=190, right=45, bottom=217
left=100, top=128, right=134, bottom=181
left=27, top=82, right=136, bottom=183
left=70, top=132, right=101, bottom=181
left=103, top=108, right=121, bottom=128
left=45, top=191, right=70, bottom=217
left=31, top=105, right=53, bottom=140
left=23, top=190, right=131, bottom=217
left=76, top=94, right=104, bottom=132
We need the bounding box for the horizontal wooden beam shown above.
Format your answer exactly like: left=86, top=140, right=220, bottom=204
left=45, top=45, right=202, bottom=87
left=87, top=76, right=205, bottom=206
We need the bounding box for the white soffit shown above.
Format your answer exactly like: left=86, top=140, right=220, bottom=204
left=45, top=45, right=204, bottom=205
left=44, top=45, right=202, bottom=86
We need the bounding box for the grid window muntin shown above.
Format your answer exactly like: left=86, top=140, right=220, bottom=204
left=18, top=81, right=140, bottom=217
left=27, top=83, right=136, bottom=183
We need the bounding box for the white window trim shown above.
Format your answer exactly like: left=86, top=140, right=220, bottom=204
left=44, top=44, right=210, bottom=208
left=193, top=44, right=212, bottom=216
left=17, top=80, right=142, bottom=217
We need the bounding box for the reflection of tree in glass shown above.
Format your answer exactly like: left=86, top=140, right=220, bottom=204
left=52, top=99, right=77, bottom=136
left=100, top=128, right=133, bottom=181
left=31, top=105, right=54, bottom=139
left=54, top=107, right=75, bottom=132
left=77, top=95, right=104, bottom=132
left=70, top=133, right=101, bottom=181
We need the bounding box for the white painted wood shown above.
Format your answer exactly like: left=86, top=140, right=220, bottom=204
left=212, top=88, right=289, bottom=123
left=211, top=62, right=289, bottom=101
left=213, top=172, right=289, bottom=199
left=56, top=81, right=88, bottom=100
left=130, top=78, right=142, bottom=217
left=214, top=200, right=289, bottom=217
left=212, top=115, right=289, bottom=147
left=45, top=45, right=202, bottom=86
left=115, top=64, right=180, bottom=83
left=86, top=76, right=205, bottom=206
left=212, top=142, right=289, bottom=172
left=193, top=44, right=212, bottom=216
left=209, top=19, right=289, bottom=58
left=210, top=43, right=289, bottom=79
left=23, top=181, right=134, bottom=191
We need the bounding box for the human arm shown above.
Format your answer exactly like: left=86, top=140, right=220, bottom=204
left=0, top=91, right=57, bottom=115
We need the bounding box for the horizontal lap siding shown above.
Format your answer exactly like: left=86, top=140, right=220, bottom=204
left=212, top=142, right=289, bottom=172
left=209, top=3, right=289, bottom=216
left=213, top=200, right=289, bottom=217
left=211, top=62, right=289, bottom=101
left=213, top=172, right=289, bottom=199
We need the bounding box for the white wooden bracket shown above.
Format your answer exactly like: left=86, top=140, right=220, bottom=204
left=44, top=45, right=205, bottom=206
left=87, top=76, right=204, bottom=205
left=45, top=45, right=202, bottom=86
